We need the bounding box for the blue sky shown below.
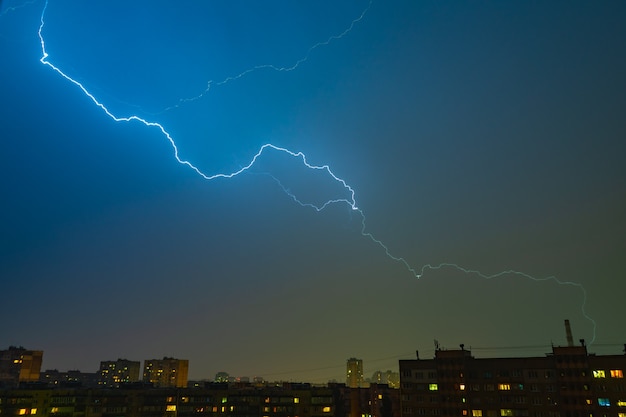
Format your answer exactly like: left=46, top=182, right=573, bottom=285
left=1, top=0, right=625, bottom=383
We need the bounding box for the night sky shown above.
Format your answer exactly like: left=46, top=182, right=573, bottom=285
left=1, top=1, right=625, bottom=383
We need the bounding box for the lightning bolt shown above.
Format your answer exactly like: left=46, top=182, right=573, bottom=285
left=36, top=0, right=597, bottom=344
left=155, top=0, right=374, bottom=114
left=0, top=0, right=37, bottom=18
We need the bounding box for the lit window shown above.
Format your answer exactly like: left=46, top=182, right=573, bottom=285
left=598, top=398, right=610, bottom=407
left=463, top=410, right=468, bottom=416
left=618, top=414, right=626, bottom=417
left=593, top=370, right=606, bottom=378
left=221, top=398, right=228, bottom=404
left=460, top=384, right=466, bottom=391
left=429, top=384, right=438, bottom=391
left=51, top=408, right=59, bottom=413
left=472, top=410, right=483, bottom=417
left=378, top=394, right=383, bottom=400
left=294, top=398, right=299, bottom=404
left=611, top=370, right=624, bottom=378
left=585, top=399, right=592, bottom=405
left=31, top=409, right=37, bottom=415
left=166, top=405, right=177, bottom=412
left=618, top=400, right=626, bottom=407
left=500, top=409, right=513, bottom=417
left=323, top=407, right=332, bottom=413
left=18, top=409, right=28, bottom=415
left=498, top=384, right=511, bottom=391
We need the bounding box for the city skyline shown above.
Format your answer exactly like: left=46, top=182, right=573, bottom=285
left=1, top=1, right=625, bottom=383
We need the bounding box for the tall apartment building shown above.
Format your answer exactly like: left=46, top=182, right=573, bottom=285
left=143, top=357, right=189, bottom=388
left=98, top=359, right=141, bottom=387
left=0, top=346, right=43, bottom=388
left=399, top=343, right=626, bottom=417
left=347, top=358, right=364, bottom=388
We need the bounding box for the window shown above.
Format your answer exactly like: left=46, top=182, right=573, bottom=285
left=322, top=407, right=332, bottom=413
left=498, top=384, right=511, bottom=391
left=473, top=411, right=483, bottom=417
left=617, top=400, right=626, bottom=407
left=429, top=384, right=438, bottom=391
left=611, top=370, right=624, bottom=378
left=593, top=370, right=606, bottom=378
left=598, top=398, right=610, bottom=407
left=166, top=405, right=177, bottom=412
left=500, top=409, right=513, bottom=417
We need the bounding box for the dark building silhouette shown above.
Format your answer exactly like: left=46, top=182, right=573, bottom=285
left=0, top=380, right=402, bottom=417
left=399, top=343, right=626, bottom=417
left=40, top=369, right=99, bottom=388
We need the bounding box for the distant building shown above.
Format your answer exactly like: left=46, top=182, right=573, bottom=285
left=40, top=369, right=99, bottom=388
left=214, top=372, right=231, bottom=383
left=143, top=357, right=189, bottom=388
left=399, top=343, right=626, bottom=417
left=347, top=358, right=364, bottom=388
left=370, top=370, right=400, bottom=389
left=98, top=359, right=140, bottom=387
left=0, top=346, right=43, bottom=388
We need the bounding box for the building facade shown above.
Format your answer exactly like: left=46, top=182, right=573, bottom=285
left=0, top=347, right=43, bottom=388
left=0, top=383, right=343, bottom=417
left=143, top=358, right=189, bottom=388
left=346, top=359, right=364, bottom=389
left=399, top=344, right=626, bottom=417
left=99, top=360, right=141, bottom=387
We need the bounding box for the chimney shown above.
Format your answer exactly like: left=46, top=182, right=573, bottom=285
left=564, top=319, right=574, bottom=347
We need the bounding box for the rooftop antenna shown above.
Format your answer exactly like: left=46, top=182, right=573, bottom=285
left=564, top=319, right=574, bottom=347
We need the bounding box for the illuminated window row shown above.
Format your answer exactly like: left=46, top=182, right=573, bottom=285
left=593, top=369, right=624, bottom=378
